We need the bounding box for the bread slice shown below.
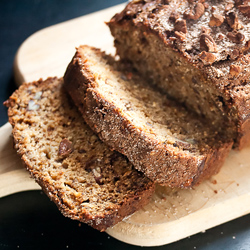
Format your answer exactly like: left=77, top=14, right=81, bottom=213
left=108, top=0, right=250, bottom=149
left=64, top=45, right=233, bottom=188
left=4, top=77, right=154, bottom=231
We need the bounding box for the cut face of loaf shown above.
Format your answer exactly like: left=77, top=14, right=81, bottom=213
left=108, top=0, right=250, bottom=149
left=64, top=45, right=233, bottom=188
left=5, top=77, right=154, bottom=231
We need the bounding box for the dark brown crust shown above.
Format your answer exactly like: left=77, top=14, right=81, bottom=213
left=23, top=161, right=154, bottom=232
left=63, top=46, right=233, bottom=188
left=32, top=168, right=153, bottom=231
left=5, top=77, right=155, bottom=231
left=107, top=0, right=250, bottom=149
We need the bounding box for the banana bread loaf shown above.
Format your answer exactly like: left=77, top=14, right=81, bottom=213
left=64, top=45, right=233, bottom=188
left=108, top=0, right=250, bottom=149
left=4, top=77, right=154, bottom=231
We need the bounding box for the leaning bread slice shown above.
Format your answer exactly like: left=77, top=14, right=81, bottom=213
left=64, top=45, right=233, bottom=188
left=5, top=77, right=154, bottom=231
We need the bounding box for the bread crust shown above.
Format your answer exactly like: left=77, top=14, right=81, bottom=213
left=64, top=46, right=233, bottom=188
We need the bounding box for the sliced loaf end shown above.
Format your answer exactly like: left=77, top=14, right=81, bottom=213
left=64, top=45, right=233, bottom=188
left=107, top=0, right=250, bottom=150
left=5, top=77, right=155, bottom=231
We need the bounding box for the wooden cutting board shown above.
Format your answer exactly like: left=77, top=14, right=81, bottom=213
left=13, top=4, right=124, bottom=85
left=1, top=3, right=250, bottom=247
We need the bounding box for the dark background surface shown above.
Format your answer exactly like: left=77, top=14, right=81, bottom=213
left=1, top=1, right=250, bottom=249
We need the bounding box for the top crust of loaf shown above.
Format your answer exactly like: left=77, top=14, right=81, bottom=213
left=64, top=45, right=233, bottom=188
left=5, top=77, right=154, bottom=231
left=110, top=0, right=250, bottom=67
left=108, top=0, right=250, bottom=149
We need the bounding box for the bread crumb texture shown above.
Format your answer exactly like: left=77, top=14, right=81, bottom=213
left=5, top=77, right=154, bottom=231
left=64, top=46, right=233, bottom=188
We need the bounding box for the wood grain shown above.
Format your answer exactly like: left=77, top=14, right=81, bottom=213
left=1, top=3, right=249, bottom=246
left=0, top=123, right=40, bottom=197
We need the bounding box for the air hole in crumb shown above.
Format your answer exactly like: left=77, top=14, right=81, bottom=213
left=114, top=176, right=120, bottom=182
left=82, top=199, right=90, bottom=203
left=24, top=120, right=33, bottom=126
left=218, top=96, right=226, bottom=107
left=43, top=149, right=51, bottom=159
left=78, top=149, right=86, bottom=154
left=47, top=126, right=55, bottom=132
left=152, top=8, right=159, bottom=14
left=141, top=37, right=148, bottom=45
